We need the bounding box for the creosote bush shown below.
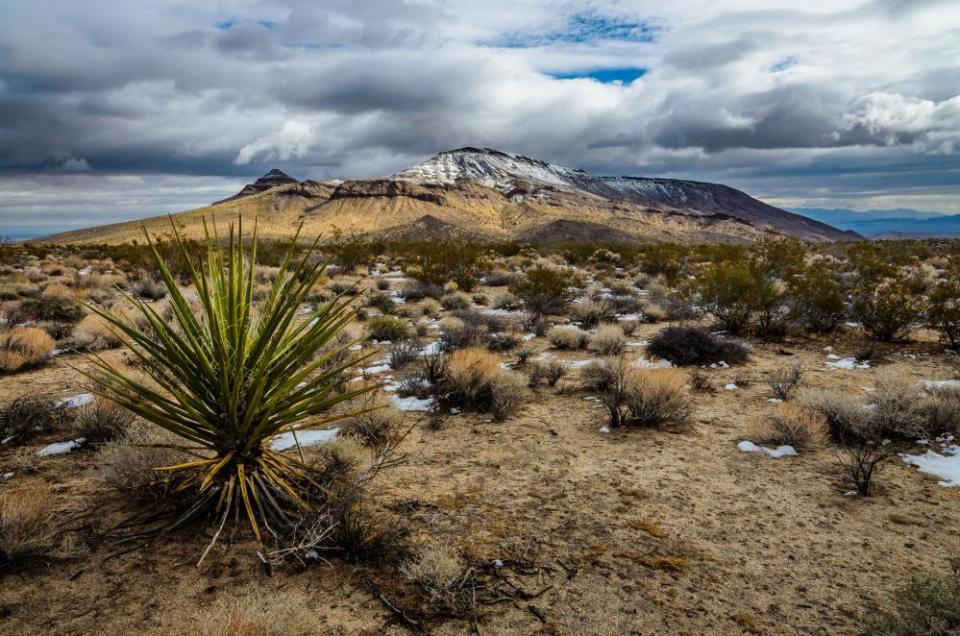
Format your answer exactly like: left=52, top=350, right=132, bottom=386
left=509, top=264, right=577, bottom=317
left=647, top=325, right=748, bottom=366
left=528, top=358, right=566, bottom=388
left=366, top=315, right=410, bottom=342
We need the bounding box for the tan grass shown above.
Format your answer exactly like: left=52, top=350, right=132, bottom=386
left=0, top=327, right=55, bottom=372
left=447, top=347, right=500, bottom=404
left=751, top=402, right=829, bottom=450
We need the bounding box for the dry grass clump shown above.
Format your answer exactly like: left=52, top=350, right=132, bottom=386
left=72, top=312, right=124, bottom=350
left=591, top=324, right=627, bottom=355
left=402, top=542, right=473, bottom=614
left=547, top=325, right=589, bottom=350
left=445, top=347, right=527, bottom=419
left=0, top=393, right=72, bottom=443
left=194, top=592, right=329, bottom=636
left=0, top=327, right=55, bottom=372
left=440, top=292, right=471, bottom=310
left=446, top=347, right=500, bottom=404
left=528, top=357, right=567, bottom=388
left=12, top=284, right=83, bottom=323
left=640, top=301, right=668, bottom=322
left=581, top=358, right=691, bottom=428
left=624, top=368, right=692, bottom=428
left=0, top=485, right=60, bottom=570
left=569, top=300, right=617, bottom=327
left=751, top=402, right=828, bottom=450
left=800, top=389, right=871, bottom=442
left=99, top=423, right=189, bottom=500
left=73, top=397, right=135, bottom=444
left=339, top=396, right=404, bottom=447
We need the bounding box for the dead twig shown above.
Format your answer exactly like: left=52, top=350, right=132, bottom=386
left=366, top=577, right=425, bottom=635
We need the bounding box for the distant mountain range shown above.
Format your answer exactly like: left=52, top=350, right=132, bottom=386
left=792, top=208, right=960, bottom=238
left=41, top=147, right=853, bottom=244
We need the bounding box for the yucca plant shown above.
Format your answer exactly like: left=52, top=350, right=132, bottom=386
left=81, top=219, right=371, bottom=556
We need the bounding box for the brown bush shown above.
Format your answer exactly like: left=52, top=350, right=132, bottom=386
left=0, top=327, right=55, bottom=372
left=591, top=324, right=627, bottom=355
left=446, top=347, right=500, bottom=406
left=72, top=312, right=124, bottom=350
left=0, top=485, right=59, bottom=569
left=751, top=403, right=828, bottom=450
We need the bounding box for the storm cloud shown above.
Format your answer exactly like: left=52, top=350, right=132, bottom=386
left=1, top=0, right=959, bottom=236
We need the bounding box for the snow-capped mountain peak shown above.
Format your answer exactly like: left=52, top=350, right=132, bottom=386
left=391, top=147, right=584, bottom=191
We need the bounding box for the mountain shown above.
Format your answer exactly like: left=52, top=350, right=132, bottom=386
left=792, top=207, right=959, bottom=237
left=40, top=147, right=854, bottom=244
left=216, top=168, right=299, bottom=203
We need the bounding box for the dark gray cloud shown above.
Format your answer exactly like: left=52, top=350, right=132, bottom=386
left=1, top=0, right=959, bottom=236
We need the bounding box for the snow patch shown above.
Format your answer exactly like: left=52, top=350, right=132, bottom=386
left=737, top=440, right=797, bottom=458
left=270, top=427, right=339, bottom=451
left=902, top=444, right=960, bottom=487
left=57, top=393, right=94, bottom=408
left=37, top=437, right=85, bottom=456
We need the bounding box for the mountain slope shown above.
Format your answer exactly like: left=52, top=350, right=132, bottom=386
left=41, top=147, right=854, bottom=244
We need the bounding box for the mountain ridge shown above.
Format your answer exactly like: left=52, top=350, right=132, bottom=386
left=40, top=147, right=855, bottom=244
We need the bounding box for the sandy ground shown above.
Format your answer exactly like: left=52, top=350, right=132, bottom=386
left=2, top=317, right=960, bottom=635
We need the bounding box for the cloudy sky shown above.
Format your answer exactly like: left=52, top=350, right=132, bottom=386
left=2, top=0, right=959, bottom=237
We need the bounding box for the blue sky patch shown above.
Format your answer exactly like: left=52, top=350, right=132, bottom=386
left=549, top=67, right=647, bottom=83
left=490, top=11, right=659, bottom=48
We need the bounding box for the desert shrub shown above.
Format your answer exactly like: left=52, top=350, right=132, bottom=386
left=509, top=265, right=577, bottom=317
left=74, top=397, right=135, bottom=444
left=401, top=543, right=472, bottom=614
left=409, top=242, right=482, bottom=291
left=928, top=280, right=960, bottom=348
left=852, top=274, right=924, bottom=342
left=73, top=313, right=124, bottom=350
left=623, top=368, right=691, bottom=428
left=570, top=300, right=617, bottom=327
left=871, top=377, right=932, bottom=440
left=99, top=424, right=188, bottom=500
left=0, top=393, right=72, bottom=443
left=863, top=565, right=960, bottom=635
left=195, top=592, right=328, bottom=636
left=786, top=260, right=846, bottom=333
left=694, top=261, right=767, bottom=334
left=0, top=485, right=59, bottom=571
left=445, top=347, right=499, bottom=407
left=490, top=370, right=528, bottom=420
left=689, top=369, right=712, bottom=392
left=751, top=403, right=828, bottom=450
left=131, top=277, right=167, bottom=300
left=387, top=339, right=421, bottom=370
left=419, top=297, right=442, bottom=317
left=366, top=291, right=396, bottom=314
left=647, top=325, right=748, bottom=366
left=376, top=278, right=391, bottom=291
left=438, top=316, right=484, bottom=351
left=14, top=289, right=83, bottom=323
left=484, top=269, right=517, bottom=286
left=402, top=280, right=442, bottom=301
left=582, top=358, right=690, bottom=428
left=444, top=347, right=527, bottom=419
left=802, top=389, right=874, bottom=443
left=591, top=324, right=627, bottom=355
left=528, top=358, right=566, bottom=388
left=340, top=401, right=403, bottom=447
left=366, top=315, right=410, bottom=342
left=492, top=292, right=521, bottom=310
left=0, top=327, right=55, bottom=372
left=486, top=331, right=521, bottom=351
left=547, top=325, right=589, bottom=350
left=766, top=365, right=802, bottom=401
left=440, top=292, right=471, bottom=310
left=641, top=301, right=668, bottom=323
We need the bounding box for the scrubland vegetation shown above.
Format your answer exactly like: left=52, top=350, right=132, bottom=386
left=3, top=231, right=960, bottom=633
